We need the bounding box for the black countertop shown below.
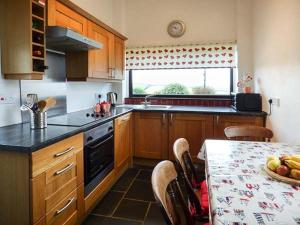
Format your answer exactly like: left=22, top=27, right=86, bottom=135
left=0, top=106, right=267, bottom=153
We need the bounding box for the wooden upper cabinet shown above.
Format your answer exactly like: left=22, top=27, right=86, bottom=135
left=2, top=0, right=46, bottom=80
left=48, top=0, right=87, bottom=35
left=113, top=37, right=125, bottom=80
left=114, top=113, right=132, bottom=173
left=214, top=115, right=265, bottom=139
left=168, top=113, right=214, bottom=161
left=87, top=21, right=113, bottom=79
left=134, top=112, right=168, bottom=159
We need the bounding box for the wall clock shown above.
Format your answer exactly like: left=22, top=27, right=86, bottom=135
left=167, top=20, right=186, bottom=38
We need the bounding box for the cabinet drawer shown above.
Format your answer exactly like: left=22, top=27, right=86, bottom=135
left=31, top=133, right=83, bottom=177
left=46, top=188, right=77, bottom=225
left=46, top=177, right=77, bottom=213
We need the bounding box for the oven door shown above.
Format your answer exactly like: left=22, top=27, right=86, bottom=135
left=84, top=132, right=114, bottom=195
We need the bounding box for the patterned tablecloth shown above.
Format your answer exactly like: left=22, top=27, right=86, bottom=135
left=198, top=140, right=300, bottom=225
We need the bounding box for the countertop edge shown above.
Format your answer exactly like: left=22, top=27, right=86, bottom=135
left=0, top=107, right=266, bottom=153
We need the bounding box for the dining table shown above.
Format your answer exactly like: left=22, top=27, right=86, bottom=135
left=198, top=140, right=300, bottom=225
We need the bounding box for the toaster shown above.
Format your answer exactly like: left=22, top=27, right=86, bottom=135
left=232, top=93, right=262, bottom=112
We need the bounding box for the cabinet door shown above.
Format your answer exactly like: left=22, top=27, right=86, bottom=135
left=214, top=115, right=265, bottom=139
left=114, top=113, right=132, bottom=172
left=31, top=150, right=84, bottom=224
left=168, top=113, right=214, bottom=161
left=113, top=37, right=125, bottom=80
left=87, top=21, right=113, bottom=79
left=134, top=112, right=168, bottom=159
left=48, top=0, right=88, bottom=35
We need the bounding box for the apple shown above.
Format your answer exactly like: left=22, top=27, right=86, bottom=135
left=276, top=165, right=290, bottom=177
left=267, top=155, right=278, bottom=163
left=267, top=159, right=281, bottom=171
left=290, top=169, right=300, bottom=180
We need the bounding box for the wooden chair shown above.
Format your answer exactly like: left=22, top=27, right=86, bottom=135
left=173, top=138, right=209, bottom=218
left=151, top=160, right=209, bottom=225
left=224, top=125, right=273, bottom=142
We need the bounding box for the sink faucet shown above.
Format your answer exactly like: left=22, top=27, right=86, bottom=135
left=143, top=94, right=155, bottom=106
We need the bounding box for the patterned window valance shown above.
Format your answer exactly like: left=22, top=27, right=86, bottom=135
left=126, top=42, right=237, bottom=70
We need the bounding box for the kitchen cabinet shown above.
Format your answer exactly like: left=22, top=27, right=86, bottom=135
left=133, top=112, right=265, bottom=161
left=114, top=113, right=132, bottom=173
left=213, top=115, right=265, bottom=139
left=168, top=113, right=214, bottom=161
left=2, top=0, right=47, bottom=80
left=134, top=112, right=168, bottom=159
left=87, top=21, right=114, bottom=79
left=0, top=133, right=84, bottom=225
left=113, top=37, right=125, bottom=80
left=48, top=0, right=88, bottom=35
left=65, top=21, right=124, bottom=81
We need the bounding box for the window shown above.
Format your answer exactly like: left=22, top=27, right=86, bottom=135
left=129, top=68, right=233, bottom=97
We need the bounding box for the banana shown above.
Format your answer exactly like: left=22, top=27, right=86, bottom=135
left=290, top=155, right=300, bottom=163
left=285, top=160, right=300, bottom=170
left=290, top=169, right=300, bottom=180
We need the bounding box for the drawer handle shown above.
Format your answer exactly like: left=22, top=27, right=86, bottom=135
left=55, top=197, right=75, bottom=216
left=54, top=163, right=74, bottom=176
left=54, top=147, right=75, bottom=157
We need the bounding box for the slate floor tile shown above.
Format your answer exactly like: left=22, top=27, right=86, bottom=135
left=135, top=169, right=152, bottom=182
left=125, top=180, right=155, bottom=202
left=83, top=214, right=142, bottom=225
left=92, top=191, right=124, bottom=216
left=112, top=168, right=139, bottom=192
left=143, top=203, right=166, bottom=225
left=113, top=199, right=149, bottom=221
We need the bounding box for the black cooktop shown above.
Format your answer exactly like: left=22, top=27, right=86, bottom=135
left=47, top=109, right=113, bottom=127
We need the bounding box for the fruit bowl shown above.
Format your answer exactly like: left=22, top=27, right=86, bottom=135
left=264, top=165, right=300, bottom=186
left=264, top=155, right=300, bottom=186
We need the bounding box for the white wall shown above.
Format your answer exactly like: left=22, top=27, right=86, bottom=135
left=123, top=0, right=237, bottom=47
left=253, top=0, right=300, bottom=143
left=70, top=0, right=114, bottom=28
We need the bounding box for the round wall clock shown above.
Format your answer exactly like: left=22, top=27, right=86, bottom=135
left=167, top=20, right=186, bottom=38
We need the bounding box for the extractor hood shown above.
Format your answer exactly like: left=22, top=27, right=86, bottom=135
left=46, top=26, right=102, bottom=52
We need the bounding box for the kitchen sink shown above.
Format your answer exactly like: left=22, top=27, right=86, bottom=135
left=116, top=104, right=172, bottom=110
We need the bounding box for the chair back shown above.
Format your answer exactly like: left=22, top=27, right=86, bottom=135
left=173, top=138, right=199, bottom=186
left=224, top=125, right=273, bottom=142
left=151, top=160, right=194, bottom=225
left=173, top=138, right=203, bottom=215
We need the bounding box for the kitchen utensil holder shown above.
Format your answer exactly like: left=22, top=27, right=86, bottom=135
left=30, top=111, right=47, bottom=129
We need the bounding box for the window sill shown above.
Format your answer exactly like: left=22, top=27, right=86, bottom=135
left=124, top=97, right=232, bottom=107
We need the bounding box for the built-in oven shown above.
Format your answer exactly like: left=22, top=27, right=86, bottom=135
left=84, top=121, right=114, bottom=196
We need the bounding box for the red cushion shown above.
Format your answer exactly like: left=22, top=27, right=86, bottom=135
left=198, top=180, right=209, bottom=216
left=189, top=180, right=209, bottom=217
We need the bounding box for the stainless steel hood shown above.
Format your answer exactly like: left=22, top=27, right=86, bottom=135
left=46, top=26, right=102, bottom=52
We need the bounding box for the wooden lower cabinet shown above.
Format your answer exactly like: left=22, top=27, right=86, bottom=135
left=134, top=112, right=168, bottom=159
left=214, top=115, right=265, bottom=139
left=133, top=112, right=266, bottom=160
left=114, top=113, right=132, bottom=173
left=31, top=150, right=84, bottom=224
left=168, top=113, right=214, bottom=161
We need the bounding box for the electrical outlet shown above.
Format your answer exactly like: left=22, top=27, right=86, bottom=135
left=0, top=95, right=16, bottom=104
left=270, top=98, right=280, bottom=107
left=94, top=93, right=102, bottom=102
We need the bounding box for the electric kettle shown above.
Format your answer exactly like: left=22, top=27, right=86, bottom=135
left=107, top=92, right=118, bottom=106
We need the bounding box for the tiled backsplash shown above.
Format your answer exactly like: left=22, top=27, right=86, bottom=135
left=124, top=97, right=232, bottom=107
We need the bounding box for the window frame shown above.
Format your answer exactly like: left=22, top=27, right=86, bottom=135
left=128, top=67, right=234, bottom=99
